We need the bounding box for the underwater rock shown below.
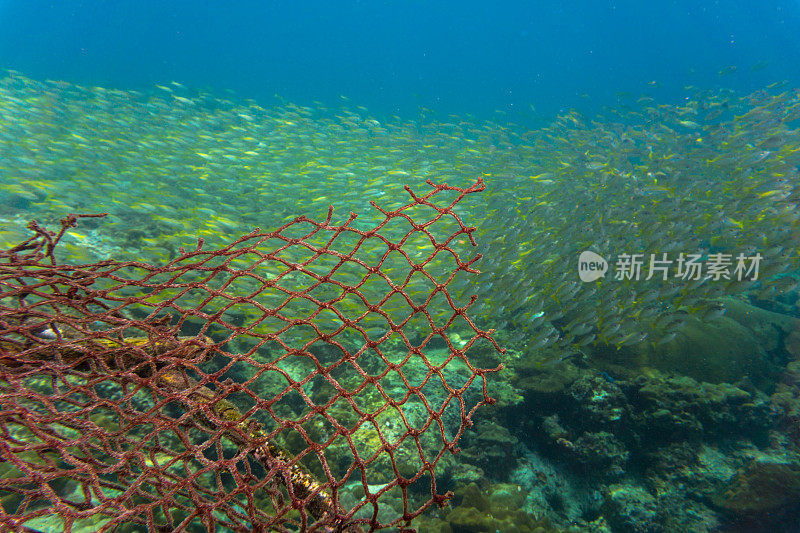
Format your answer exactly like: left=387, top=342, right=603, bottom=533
left=627, top=374, right=776, bottom=444
left=461, top=420, right=519, bottom=480
left=426, top=482, right=562, bottom=533
left=413, top=517, right=453, bottom=533
left=616, top=297, right=798, bottom=388
left=601, top=483, right=662, bottom=533
left=521, top=375, right=636, bottom=479
left=566, top=375, right=630, bottom=430
left=509, top=364, right=782, bottom=512
left=446, top=505, right=510, bottom=533
left=510, top=452, right=599, bottom=528
left=712, top=460, right=800, bottom=517
left=513, top=359, right=582, bottom=398
left=541, top=414, right=570, bottom=442
left=338, top=483, right=406, bottom=526
left=635, top=443, right=727, bottom=532
left=785, top=329, right=800, bottom=361
left=771, top=360, right=800, bottom=446
left=723, top=296, right=799, bottom=352
left=487, top=482, right=528, bottom=510
left=633, top=315, right=768, bottom=385
left=571, top=432, right=629, bottom=478
left=458, top=482, right=492, bottom=513
left=447, top=461, right=488, bottom=486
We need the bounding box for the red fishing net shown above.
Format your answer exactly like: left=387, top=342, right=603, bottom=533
left=0, top=179, right=502, bottom=532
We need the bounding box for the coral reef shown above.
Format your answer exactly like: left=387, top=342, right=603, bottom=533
left=436, top=297, right=800, bottom=531
left=712, top=460, right=800, bottom=531
left=415, top=482, right=567, bottom=533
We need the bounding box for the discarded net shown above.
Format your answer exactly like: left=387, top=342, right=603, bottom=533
left=0, top=179, right=502, bottom=532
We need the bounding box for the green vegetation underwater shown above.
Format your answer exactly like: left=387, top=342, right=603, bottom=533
left=2, top=1, right=800, bottom=532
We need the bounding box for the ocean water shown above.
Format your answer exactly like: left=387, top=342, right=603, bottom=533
left=1, top=2, right=800, bottom=532
left=2, top=1, right=799, bottom=122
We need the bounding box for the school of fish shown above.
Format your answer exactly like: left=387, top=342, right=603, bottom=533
left=1, top=71, right=798, bottom=356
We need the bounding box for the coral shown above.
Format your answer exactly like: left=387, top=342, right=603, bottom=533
left=771, top=360, right=800, bottom=446
left=512, top=359, right=582, bottom=397
left=784, top=329, right=800, bottom=361
left=516, top=373, right=636, bottom=479
left=636, top=444, right=726, bottom=532
left=712, top=460, right=800, bottom=515
left=510, top=452, right=597, bottom=527
left=567, top=375, right=631, bottom=430
left=461, top=296, right=798, bottom=531
left=632, top=315, right=768, bottom=385
left=627, top=375, right=777, bottom=445
left=602, top=298, right=797, bottom=388
left=722, top=297, right=798, bottom=354
left=414, top=482, right=564, bottom=533
left=601, top=483, right=662, bottom=533
left=447, top=462, right=488, bottom=486
left=572, top=432, right=629, bottom=478
left=460, top=420, right=519, bottom=480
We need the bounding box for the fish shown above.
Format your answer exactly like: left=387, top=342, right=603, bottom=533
left=0, top=72, right=797, bottom=361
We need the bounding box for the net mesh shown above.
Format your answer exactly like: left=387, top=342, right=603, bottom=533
left=0, top=179, right=502, bottom=532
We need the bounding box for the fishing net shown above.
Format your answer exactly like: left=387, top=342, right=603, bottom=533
left=0, top=179, right=502, bottom=532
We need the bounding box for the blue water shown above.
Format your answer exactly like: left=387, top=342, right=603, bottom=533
left=1, top=0, right=799, bottom=123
